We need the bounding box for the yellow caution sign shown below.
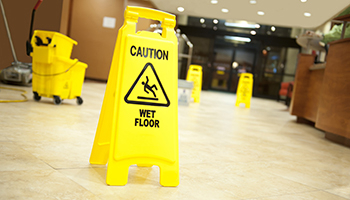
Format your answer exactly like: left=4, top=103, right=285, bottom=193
left=235, top=73, right=253, bottom=108
left=89, top=6, right=179, bottom=187
left=186, top=65, right=202, bottom=103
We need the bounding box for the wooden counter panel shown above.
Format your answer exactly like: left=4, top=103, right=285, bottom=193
left=304, top=69, right=324, bottom=121
left=290, top=54, right=324, bottom=122
left=316, top=39, right=350, bottom=138
left=290, top=54, right=313, bottom=118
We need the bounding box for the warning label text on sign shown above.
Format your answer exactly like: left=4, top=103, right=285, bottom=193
left=135, top=109, right=159, bottom=128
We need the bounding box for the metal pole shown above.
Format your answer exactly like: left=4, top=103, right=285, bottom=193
left=0, top=0, right=18, bottom=63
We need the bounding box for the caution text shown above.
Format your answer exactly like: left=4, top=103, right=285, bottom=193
left=130, top=45, right=168, bottom=60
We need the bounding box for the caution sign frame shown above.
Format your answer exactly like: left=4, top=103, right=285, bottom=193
left=89, top=6, right=179, bottom=187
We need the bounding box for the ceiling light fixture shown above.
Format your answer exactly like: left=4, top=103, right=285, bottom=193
left=224, top=36, right=251, bottom=43
left=232, top=62, right=239, bottom=68
left=304, top=12, right=311, bottom=17
left=301, top=0, right=307, bottom=2
left=213, top=19, right=219, bottom=24
left=225, top=22, right=255, bottom=28
left=255, top=24, right=260, bottom=28
left=211, top=0, right=218, bottom=4
left=222, top=8, right=229, bottom=13
left=271, top=26, right=276, bottom=32
left=250, top=0, right=257, bottom=4
left=257, top=11, right=265, bottom=15
left=177, top=7, right=185, bottom=12
left=250, top=30, right=257, bottom=35
left=200, top=18, right=205, bottom=23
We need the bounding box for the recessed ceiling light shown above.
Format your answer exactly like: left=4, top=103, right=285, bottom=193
left=224, top=36, right=251, bottom=43
left=211, top=0, right=218, bottom=4
left=304, top=12, right=311, bottom=17
left=225, top=22, right=256, bottom=28
left=301, top=0, right=307, bottom=2
left=271, top=26, right=276, bottom=32
left=222, top=8, right=229, bottom=13
left=213, top=26, right=218, bottom=30
left=200, top=18, right=205, bottom=23
left=250, top=0, right=257, bottom=4
left=257, top=11, right=265, bottom=15
left=250, top=30, right=257, bottom=35
left=255, top=24, right=260, bottom=28
left=232, top=62, right=239, bottom=68
left=177, top=7, right=184, bottom=12
left=213, top=19, right=219, bottom=24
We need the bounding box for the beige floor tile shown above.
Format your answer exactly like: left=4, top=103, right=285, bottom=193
left=0, top=142, right=51, bottom=171
left=249, top=190, right=348, bottom=200
left=0, top=169, right=99, bottom=200
left=261, top=158, right=350, bottom=190
left=0, top=134, right=8, bottom=142
left=17, top=141, right=94, bottom=169
left=326, top=186, right=350, bottom=199
left=59, top=166, right=238, bottom=200
left=181, top=163, right=317, bottom=199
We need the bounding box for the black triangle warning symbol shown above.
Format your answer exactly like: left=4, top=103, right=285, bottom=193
left=124, top=62, right=170, bottom=107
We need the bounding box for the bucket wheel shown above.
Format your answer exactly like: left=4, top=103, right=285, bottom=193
left=33, top=92, right=41, bottom=101
left=76, top=96, right=83, bottom=105
left=53, top=95, right=62, bottom=105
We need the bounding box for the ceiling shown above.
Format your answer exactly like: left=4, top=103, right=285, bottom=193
left=149, top=0, right=350, bottom=29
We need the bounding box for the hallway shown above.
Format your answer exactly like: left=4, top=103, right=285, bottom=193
left=0, top=81, right=349, bottom=199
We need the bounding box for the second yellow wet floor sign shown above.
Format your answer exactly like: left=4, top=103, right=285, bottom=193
left=235, top=73, right=253, bottom=108
left=186, top=65, right=202, bottom=103
left=89, top=6, right=179, bottom=186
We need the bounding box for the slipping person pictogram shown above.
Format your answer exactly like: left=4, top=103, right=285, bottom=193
left=142, top=76, right=158, bottom=97
left=124, top=62, right=170, bottom=107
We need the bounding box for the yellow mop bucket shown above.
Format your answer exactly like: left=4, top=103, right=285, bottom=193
left=90, top=6, right=179, bottom=186
left=31, top=30, right=87, bottom=105
left=31, top=30, right=77, bottom=61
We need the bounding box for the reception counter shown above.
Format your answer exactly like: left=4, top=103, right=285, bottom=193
left=290, top=38, right=350, bottom=147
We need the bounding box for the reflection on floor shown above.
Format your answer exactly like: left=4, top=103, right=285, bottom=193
left=0, top=81, right=349, bottom=200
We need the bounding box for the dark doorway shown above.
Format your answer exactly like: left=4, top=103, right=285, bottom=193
left=210, top=44, right=257, bottom=93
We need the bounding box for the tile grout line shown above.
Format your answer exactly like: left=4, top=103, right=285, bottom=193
left=265, top=170, right=323, bottom=191
left=321, top=189, right=350, bottom=200
left=56, top=168, right=104, bottom=200
left=239, top=189, right=323, bottom=200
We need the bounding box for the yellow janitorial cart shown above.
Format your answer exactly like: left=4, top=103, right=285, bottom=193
left=30, top=30, right=87, bottom=105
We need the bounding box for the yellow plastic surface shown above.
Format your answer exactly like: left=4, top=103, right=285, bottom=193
left=31, top=30, right=77, bottom=61
left=235, top=73, right=253, bottom=108
left=186, top=65, right=202, bottom=103
left=31, top=30, right=87, bottom=100
left=89, top=6, right=179, bottom=187
left=32, top=56, right=87, bottom=99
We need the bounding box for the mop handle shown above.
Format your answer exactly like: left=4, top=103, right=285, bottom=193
left=29, top=0, right=43, bottom=44
left=34, top=0, right=43, bottom=10
left=0, top=0, right=18, bottom=63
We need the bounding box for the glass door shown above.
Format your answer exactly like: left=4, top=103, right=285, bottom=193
left=210, top=46, right=234, bottom=91
left=229, top=48, right=256, bottom=93
left=254, top=47, right=299, bottom=99
left=209, top=45, right=257, bottom=92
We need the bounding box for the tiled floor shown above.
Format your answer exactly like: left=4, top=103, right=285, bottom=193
left=0, top=81, right=349, bottom=200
